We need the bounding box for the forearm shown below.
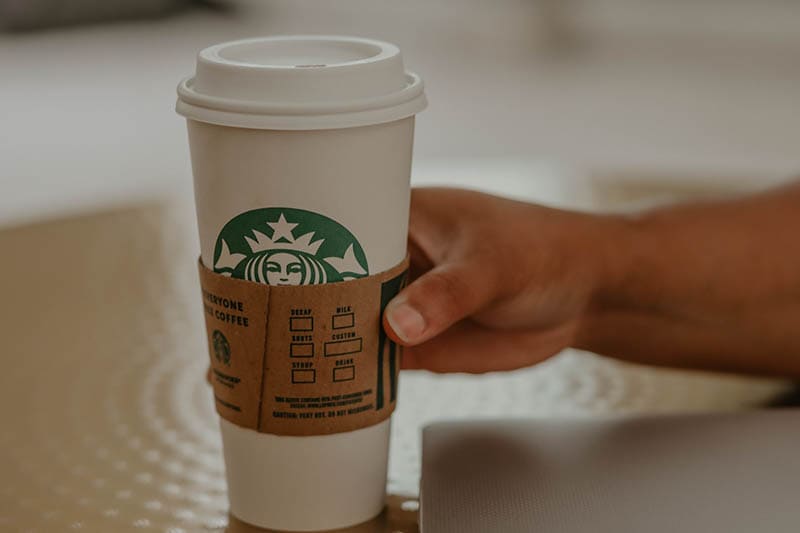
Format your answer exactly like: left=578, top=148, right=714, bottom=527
left=577, top=182, right=800, bottom=377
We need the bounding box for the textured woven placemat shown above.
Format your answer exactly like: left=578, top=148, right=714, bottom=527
left=0, top=199, right=786, bottom=531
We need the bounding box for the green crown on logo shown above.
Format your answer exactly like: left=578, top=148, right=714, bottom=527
left=213, top=208, right=369, bottom=286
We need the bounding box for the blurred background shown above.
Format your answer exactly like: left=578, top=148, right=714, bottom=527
left=2, top=1, right=800, bottom=531
left=3, top=0, right=800, bottom=223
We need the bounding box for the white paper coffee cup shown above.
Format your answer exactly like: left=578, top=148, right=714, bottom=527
left=177, top=36, right=426, bottom=531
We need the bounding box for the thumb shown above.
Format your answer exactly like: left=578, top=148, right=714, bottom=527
left=384, top=260, right=496, bottom=345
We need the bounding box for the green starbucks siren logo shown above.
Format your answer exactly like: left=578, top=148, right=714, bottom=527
left=212, top=329, right=231, bottom=366
left=212, top=208, right=369, bottom=285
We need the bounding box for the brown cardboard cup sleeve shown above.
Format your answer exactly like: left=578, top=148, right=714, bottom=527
left=198, top=257, right=409, bottom=436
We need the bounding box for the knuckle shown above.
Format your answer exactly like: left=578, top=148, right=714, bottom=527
left=423, top=269, right=476, bottom=319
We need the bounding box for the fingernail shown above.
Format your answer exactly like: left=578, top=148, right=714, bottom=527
left=386, top=301, right=426, bottom=343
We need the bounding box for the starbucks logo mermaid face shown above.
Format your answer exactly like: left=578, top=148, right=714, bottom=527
left=212, top=208, right=369, bottom=285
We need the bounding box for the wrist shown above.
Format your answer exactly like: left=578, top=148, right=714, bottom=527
left=570, top=211, right=638, bottom=353
left=579, top=211, right=645, bottom=318
left=574, top=205, right=677, bottom=353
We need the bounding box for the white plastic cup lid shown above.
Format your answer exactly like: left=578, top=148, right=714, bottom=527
left=176, top=35, right=427, bottom=130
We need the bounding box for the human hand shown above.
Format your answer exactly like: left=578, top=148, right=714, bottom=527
left=383, top=187, right=623, bottom=373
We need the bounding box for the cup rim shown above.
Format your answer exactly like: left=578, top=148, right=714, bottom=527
left=176, top=35, right=427, bottom=130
